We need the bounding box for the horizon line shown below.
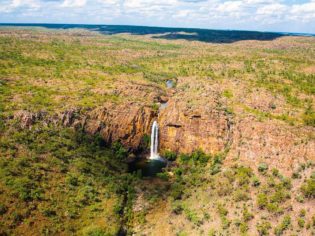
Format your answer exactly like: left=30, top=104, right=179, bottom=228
left=0, top=22, right=314, bottom=37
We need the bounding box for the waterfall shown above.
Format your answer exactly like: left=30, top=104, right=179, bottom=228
left=150, top=121, right=160, bottom=160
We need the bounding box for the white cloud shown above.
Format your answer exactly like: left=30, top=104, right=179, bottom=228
left=217, top=1, right=243, bottom=12
left=290, top=1, right=315, bottom=22
left=0, top=0, right=315, bottom=33
left=256, top=3, right=287, bottom=15
left=98, top=0, right=120, bottom=5
left=61, top=0, right=86, bottom=7
left=0, top=0, right=40, bottom=12
left=124, top=0, right=178, bottom=10
left=173, top=9, right=193, bottom=18
left=243, top=0, right=279, bottom=4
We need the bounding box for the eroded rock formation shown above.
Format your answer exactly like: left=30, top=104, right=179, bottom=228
left=13, top=76, right=315, bottom=175
left=158, top=99, right=232, bottom=154
left=86, top=103, right=156, bottom=150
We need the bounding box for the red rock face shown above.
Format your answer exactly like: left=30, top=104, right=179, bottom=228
left=158, top=100, right=232, bottom=154
left=85, top=103, right=156, bottom=150
left=83, top=101, right=232, bottom=155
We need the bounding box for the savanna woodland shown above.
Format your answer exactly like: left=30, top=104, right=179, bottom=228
left=0, top=26, right=314, bottom=236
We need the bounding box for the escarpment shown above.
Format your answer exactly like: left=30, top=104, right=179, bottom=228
left=13, top=77, right=233, bottom=155
left=158, top=99, right=232, bottom=154
left=85, top=103, right=156, bottom=150
left=13, top=76, right=314, bottom=174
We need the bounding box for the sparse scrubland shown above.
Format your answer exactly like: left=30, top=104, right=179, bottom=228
left=0, top=27, right=314, bottom=235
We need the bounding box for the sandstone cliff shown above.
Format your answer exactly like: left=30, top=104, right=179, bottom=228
left=14, top=76, right=314, bottom=174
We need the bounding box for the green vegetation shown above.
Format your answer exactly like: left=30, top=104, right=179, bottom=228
left=274, top=215, right=291, bottom=236
left=0, top=28, right=314, bottom=235
left=256, top=221, right=271, bottom=236
left=258, top=163, right=269, bottom=173
left=222, top=89, right=233, bottom=98
left=162, top=150, right=177, bottom=161
left=0, top=123, right=138, bottom=234
left=300, top=175, right=315, bottom=198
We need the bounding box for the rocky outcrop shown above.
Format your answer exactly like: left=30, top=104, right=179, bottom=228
left=13, top=77, right=233, bottom=155
left=158, top=99, right=232, bottom=154
left=85, top=102, right=156, bottom=150
left=226, top=116, right=315, bottom=175
left=14, top=110, right=47, bottom=129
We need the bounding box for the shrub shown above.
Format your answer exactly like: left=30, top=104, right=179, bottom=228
left=236, top=166, right=253, bottom=186
left=300, top=177, right=315, bottom=198
left=12, top=212, right=23, bottom=224
left=9, top=177, right=43, bottom=201
left=234, top=189, right=250, bottom=202
left=299, top=209, right=306, bottom=217
left=179, top=153, right=190, bottom=163
left=270, top=188, right=290, bottom=204
left=190, top=149, right=210, bottom=165
left=256, top=221, right=271, bottom=236
left=242, top=206, right=254, bottom=222
left=257, top=193, right=268, bottom=209
left=82, top=226, right=111, bottom=236
left=298, top=218, right=305, bottom=228
left=174, top=167, right=183, bottom=177
left=171, top=202, right=183, bottom=215
left=112, top=141, right=127, bottom=160
left=66, top=174, right=79, bottom=186
left=157, top=172, right=169, bottom=181
left=74, top=160, right=91, bottom=174
left=252, top=176, right=261, bottom=187
left=42, top=208, right=57, bottom=217
left=203, top=212, right=210, bottom=220
left=280, top=177, right=292, bottom=190
left=292, top=172, right=301, bottom=179
left=209, top=154, right=223, bottom=175
left=184, top=208, right=202, bottom=226
left=209, top=163, right=221, bottom=175
left=217, top=178, right=233, bottom=196
left=141, top=134, right=150, bottom=149
left=76, top=186, right=97, bottom=206
left=152, top=103, right=159, bottom=112
left=177, top=231, right=188, bottom=236
left=217, top=203, right=228, bottom=217
left=222, top=90, right=233, bottom=98
left=272, top=168, right=280, bottom=177
left=258, top=163, right=268, bottom=173
left=267, top=176, right=276, bottom=188
left=240, top=222, right=249, bottom=234
left=208, top=229, right=216, bottom=236
left=221, top=216, right=231, bottom=229
left=303, top=104, right=315, bottom=127
left=171, top=183, right=184, bottom=200
left=274, top=215, right=291, bottom=236
left=163, top=150, right=177, bottom=161
left=0, top=204, right=7, bottom=215
left=295, top=194, right=305, bottom=203
left=266, top=202, right=282, bottom=214
left=65, top=207, right=79, bottom=219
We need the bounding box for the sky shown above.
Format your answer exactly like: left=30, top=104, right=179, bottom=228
left=0, top=0, right=315, bottom=34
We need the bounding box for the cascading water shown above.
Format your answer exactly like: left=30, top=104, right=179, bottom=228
left=150, top=121, right=160, bottom=160
left=128, top=121, right=166, bottom=177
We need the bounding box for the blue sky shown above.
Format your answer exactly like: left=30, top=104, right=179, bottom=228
left=0, top=0, right=315, bottom=33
